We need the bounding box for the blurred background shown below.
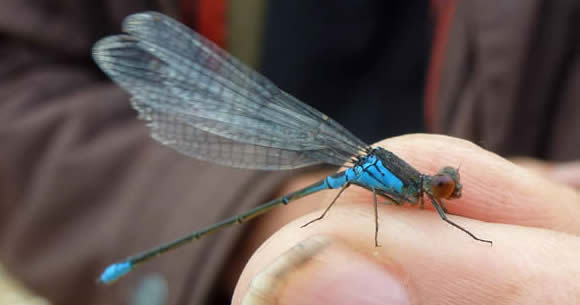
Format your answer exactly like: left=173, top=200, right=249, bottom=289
left=1, top=0, right=579, bottom=305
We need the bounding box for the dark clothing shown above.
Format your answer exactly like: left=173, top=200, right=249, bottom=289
left=1, top=1, right=579, bottom=305
left=261, top=1, right=430, bottom=143
left=429, top=0, right=580, bottom=161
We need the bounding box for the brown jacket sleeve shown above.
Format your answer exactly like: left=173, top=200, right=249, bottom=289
left=429, top=0, right=580, bottom=161
left=0, top=2, right=289, bottom=305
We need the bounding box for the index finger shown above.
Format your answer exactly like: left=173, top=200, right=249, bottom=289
left=368, top=134, right=580, bottom=235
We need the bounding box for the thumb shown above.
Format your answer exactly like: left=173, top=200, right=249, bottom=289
left=237, top=235, right=409, bottom=305
left=233, top=207, right=580, bottom=305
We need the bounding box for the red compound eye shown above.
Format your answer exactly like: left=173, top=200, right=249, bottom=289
left=431, top=174, right=456, bottom=199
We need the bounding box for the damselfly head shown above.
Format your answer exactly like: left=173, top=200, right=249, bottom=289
left=429, top=166, right=462, bottom=199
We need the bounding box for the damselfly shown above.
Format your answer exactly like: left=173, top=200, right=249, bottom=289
left=93, top=11, right=491, bottom=284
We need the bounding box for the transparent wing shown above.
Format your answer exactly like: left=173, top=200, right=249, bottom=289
left=92, top=12, right=368, bottom=169
left=131, top=98, right=351, bottom=169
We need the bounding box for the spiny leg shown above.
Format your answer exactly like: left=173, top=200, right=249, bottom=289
left=301, top=183, right=350, bottom=228
left=378, top=197, right=404, bottom=206
left=376, top=191, right=405, bottom=206
left=423, top=193, right=448, bottom=213
left=420, top=176, right=425, bottom=209
left=427, top=194, right=492, bottom=245
left=439, top=200, right=449, bottom=214
left=373, top=190, right=381, bottom=247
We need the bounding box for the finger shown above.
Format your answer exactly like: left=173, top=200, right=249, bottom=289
left=233, top=205, right=580, bottom=305
left=551, top=161, right=580, bottom=189
left=343, top=134, right=580, bottom=235
left=512, top=157, right=580, bottom=189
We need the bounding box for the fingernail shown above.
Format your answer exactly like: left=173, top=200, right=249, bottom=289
left=281, top=250, right=410, bottom=305
left=242, top=236, right=410, bottom=305
left=551, top=162, right=580, bottom=188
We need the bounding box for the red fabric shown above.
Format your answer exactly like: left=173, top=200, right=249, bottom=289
left=424, top=0, right=457, bottom=131
left=180, top=0, right=226, bottom=48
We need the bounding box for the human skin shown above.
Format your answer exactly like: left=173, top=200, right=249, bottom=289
left=230, top=134, right=580, bottom=305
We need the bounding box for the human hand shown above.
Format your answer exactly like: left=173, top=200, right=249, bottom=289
left=232, top=134, right=580, bottom=305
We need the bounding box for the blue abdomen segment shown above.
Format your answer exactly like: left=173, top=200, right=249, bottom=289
left=352, top=155, right=404, bottom=194
left=299, top=171, right=354, bottom=194
left=316, top=154, right=404, bottom=195
left=282, top=170, right=351, bottom=202
left=325, top=170, right=354, bottom=189
left=99, top=261, right=133, bottom=284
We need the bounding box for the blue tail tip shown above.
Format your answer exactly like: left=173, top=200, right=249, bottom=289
left=99, top=261, right=133, bottom=284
